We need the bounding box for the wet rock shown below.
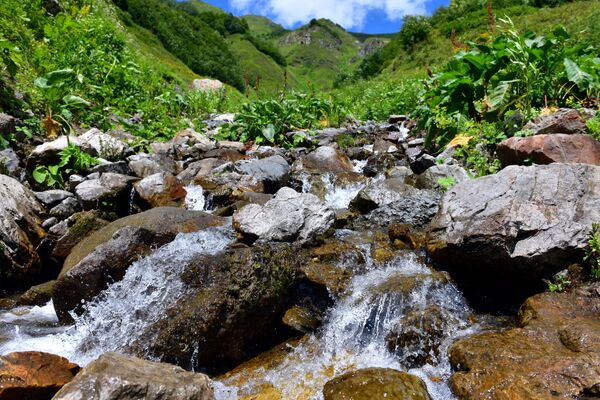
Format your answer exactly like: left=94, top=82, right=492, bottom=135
left=133, top=243, right=304, bottom=373
left=60, top=208, right=225, bottom=277
left=53, top=226, right=176, bottom=323
left=128, top=154, right=170, bottom=178
left=351, top=178, right=421, bottom=213
left=405, top=164, right=470, bottom=191
left=196, top=173, right=264, bottom=208
left=386, top=305, right=455, bottom=368
left=235, top=155, right=290, bottom=192
left=52, top=352, right=213, bottom=400
left=409, top=154, right=436, bottom=174
left=346, top=146, right=372, bottom=160
left=17, top=280, right=56, bottom=306
left=0, top=175, right=46, bottom=289
left=74, top=172, right=138, bottom=211
left=177, top=158, right=225, bottom=185
left=0, top=148, right=23, bottom=180
left=323, top=368, right=431, bottom=400
left=48, top=196, right=80, bottom=220
left=42, top=218, right=58, bottom=229
left=428, top=163, right=600, bottom=310
left=373, top=139, right=398, bottom=154
left=497, top=134, right=600, bottom=166
left=449, top=283, right=600, bottom=399
left=134, top=172, right=187, bottom=208
left=0, top=351, right=79, bottom=400
left=282, top=305, right=320, bottom=333
left=50, top=211, right=109, bottom=259
left=34, top=190, right=73, bottom=209
left=233, top=187, right=334, bottom=244
left=295, top=146, right=357, bottom=177
left=78, top=128, right=130, bottom=161
left=523, top=108, right=592, bottom=135
left=363, top=153, right=401, bottom=177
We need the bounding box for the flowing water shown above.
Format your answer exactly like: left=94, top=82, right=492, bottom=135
left=0, top=226, right=234, bottom=365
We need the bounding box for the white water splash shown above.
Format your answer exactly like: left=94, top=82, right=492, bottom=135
left=185, top=185, right=206, bottom=211
left=220, top=252, right=477, bottom=400
left=301, top=173, right=365, bottom=210
left=0, top=226, right=234, bottom=365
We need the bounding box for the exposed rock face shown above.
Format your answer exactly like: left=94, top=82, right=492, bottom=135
left=497, top=134, right=600, bottom=166
left=132, top=243, right=303, bottom=373
left=235, top=155, right=290, bottom=192
left=323, top=368, right=431, bottom=400
left=233, top=187, right=334, bottom=243
left=0, top=351, right=79, bottom=400
left=53, top=226, right=175, bottom=323
left=60, top=208, right=226, bottom=277
left=134, top=172, right=187, bottom=208
left=0, top=174, right=46, bottom=289
left=450, top=283, right=600, bottom=400
left=523, top=108, right=593, bottom=135
left=52, top=352, right=214, bottom=400
left=428, top=164, right=600, bottom=309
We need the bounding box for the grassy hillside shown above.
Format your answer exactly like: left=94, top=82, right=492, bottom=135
left=243, top=15, right=288, bottom=39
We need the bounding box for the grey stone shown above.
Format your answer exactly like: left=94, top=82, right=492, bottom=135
left=0, top=148, right=23, bottom=179
left=410, top=154, right=436, bottom=174
left=74, top=173, right=137, bottom=210
left=405, top=165, right=470, bottom=190
left=49, top=197, right=80, bottom=220
left=235, top=155, right=290, bottom=191
left=34, top=190, right=73, bottom=208
left=351, top=178, right=422, bottom=213
left=128, top=154, right=167, bottom=178
left=78, top=128, right=130, bottom=161
left=90, top=160, right=130, bottom=175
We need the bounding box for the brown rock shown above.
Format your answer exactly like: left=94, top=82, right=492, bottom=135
left=323, top=368, right=431, bottom=400
left=449, top=283, right=600, bottom=399
left=497, top=134, right=600, bottom=166
left=134, top=172, right=187, bottom=208
left=0, top=351, right=79, bottom=400
left=50, top=211, right=110, bottom=259
left=523, top=108, right=592, bottom=135
left=17, top=281, right=56, bottom=306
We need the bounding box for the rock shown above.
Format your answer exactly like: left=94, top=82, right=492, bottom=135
left=389, top=115, right=408, bottom=124
left=233, top=187, right=334, bottom=243
left=131, top=243, right=303, bottom=373
left=409, top=154, right=436, bottom=174
left=373, top=139, right=398, bottom=154
left=27, top=136, right=76, bottom=170
left=192, top=78, right=224, bottom=92
left=17, top=280, right=56, bottom=306
left=205, top=113, right=235, bottom=130
left=218, top=141, right=245, bottom=152
left=282, top=305, right=321, bottom=333
left=0, top=113, right=16, bottom=136
left=42, top=0, right=64, bottom=16
left=48, top=196, right=80, bottom=220
left=323, top=368, right=430, bottom=400
left=523, top=108, right=592, bottom=135
left=195, top=172, right=264, bottom=208
left=177, top=158, right=225, bottom=186
left=90, top=160, right=130, bottom=175
left=74, top=173, right=138, bottom=212
left=0, top=148, right=23, bottom=180
left=67, top=174, right=85, bottom=191
left=42, top=217, right=58, bottom=229
left=0, top=351, right=79, bottom=400
left=405, top=164, right=470, bottom=190
left=134, top=172, right=187, bottom=208
left=386, top=305, right=456, bottom=368
left=295, top=146, right=358, bottom=177
left=128, top=154, right=170, bottom=178
left=53, top=226, right=175, bottom=322
left=351, top=178, right=420, bottom=213
left=235, top=155, right=290, bottom=192
left=52, top=352, right=213, bottom=400
left=449, top=282, right=600, bottom=399
left=50, top=211, right=109, bottom=259
left=428, top=164, right=600, bottom=309
left=173, top=129, right=215, bottom=152
left=0, top=175, right=46, bottom=289
left=34, top=190, right=73, bottom=208
left=60, top=208, right=225, bottom=278
left=363, top=153, right=401, bottom=177
left=78, top=128, right=130, bottom=160
left=497, top=134, right=600, bottom=166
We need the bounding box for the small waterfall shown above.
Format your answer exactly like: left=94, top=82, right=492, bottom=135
left=0, top=226, right=234, bottom=365
left=301, top=173, right=365, bottom=210
left=219, top=251, right=477, bottom=400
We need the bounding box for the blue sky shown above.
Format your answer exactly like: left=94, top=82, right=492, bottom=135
left=200, top=0, right=450, bottom=34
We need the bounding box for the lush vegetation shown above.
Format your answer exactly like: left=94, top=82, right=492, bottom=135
left=585, top=223, right=600, bottom=280
left=33, top=144, right=99, bottom=188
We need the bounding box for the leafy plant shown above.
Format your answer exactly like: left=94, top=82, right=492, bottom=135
left=584, top=223, right=600, bottom=280
left=437, top=176, right=457, bottom=191
left=586, top=115, right=600, bottom=141
left=33, top=144, right=99, bottom=189
left=545, top=276, right=571, bottom=293
left=398, top=15, right=432, bottom=50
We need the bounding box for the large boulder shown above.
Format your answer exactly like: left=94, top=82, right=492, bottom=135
left=234, top=155, right=290, bottom=192
left=77, top=128, right=130, bottom=161
left=449, top=282, right=600, bottom=399
left=351, top=178, right=436, bottom=214
left=49, top=211, right=110, bottom=259
left=323, top=368, right=431, bottom=400
left=233, top=187, right=334, bottom=243
left=428, top=164, right=600, bottom=309
left=192, top=78, right=224, bottom=92
left=134, top=172, right=187, bottom=208
left=74, top=173, right=138, bottom=212
left=130, top=243, right=304, bottom=373
left=52, top=352, right=214, bottom=400
left=294, top=146, right=358, bottom=178
left=497, top=134, right=600, bottom=166
left=53, top=226, right=175, bottom=323
left=60, top=207, right=226, bottom=277
left=0, top=351, right=79, bottom=400
left=0, top=175, right=46, bottom=289
left=523, top=108, right=593, bottom=135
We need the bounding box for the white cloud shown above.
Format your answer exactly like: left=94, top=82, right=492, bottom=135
left=230, top=0, right=429, bottom=30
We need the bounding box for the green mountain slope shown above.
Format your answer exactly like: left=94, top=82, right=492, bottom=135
left=243, top=15, right=288, bottom=39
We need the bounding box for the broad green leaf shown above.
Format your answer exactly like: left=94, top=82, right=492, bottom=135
left=45, top=69, right=75, bottom=86
left=34, top=77, right=50, bottom=89
left=262, top=124, right=275, bottom=142
left=564, top=58, right=592, bottom=86
left=62, top=95, right=91, bottom=108
left=32, top=167, right=47, bottom=184
left=488, top=81, right=512, bottom=109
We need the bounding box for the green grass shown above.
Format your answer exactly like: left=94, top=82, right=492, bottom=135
left=243, top=15, right=288, bottom=39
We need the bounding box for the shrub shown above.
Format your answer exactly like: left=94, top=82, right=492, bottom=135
left=33, top=144, right=99, bottom=188
left=398, top=15, right=432, bottom=50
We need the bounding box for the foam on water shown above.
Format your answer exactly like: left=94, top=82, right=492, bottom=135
left=302, top=173, right=365, bottom=210
left=185, top=185, right=206, bottom=211
left=219, top=251, right=477, bottom=400
left=0, top=226, right=234, bottom=365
